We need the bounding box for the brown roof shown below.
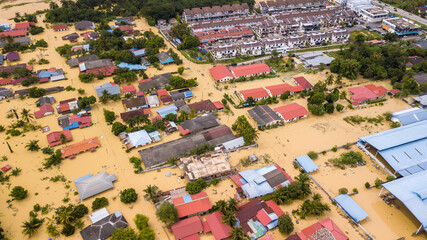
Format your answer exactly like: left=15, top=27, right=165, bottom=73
left=188, top=100, right=216, bottom=113
left=122, top=98, right=146, bottom=109
left=120, top=109, right=150, bottom=122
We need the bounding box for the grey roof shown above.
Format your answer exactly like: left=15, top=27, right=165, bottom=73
left=83, top=59, right=114, bottom=71
left=138, top=72, right=172, bottom=92
left=75, top=21, right=95, bottom=31
left=263, top=169, right=289, bottom=187
left=174, top=99, right=187, bottom=108
left=58, top=115, right=70, bottom=128
left=80, top=211, right=128, bottom=240
left=67, top=54, right=99, bottom=67
left=45, top=86, right=65, bottom=94
left=0, top=88, right=13, bottom=98
left=75, top=172, right=117, bottom=200
left=95, top=83, right=121, bottom=97
left=304, top=56, right=335, bottom=67
left=170, top=91, right=185, bottom=101
left=414, top=95, right=427, bottom=107
left=414, top=72, right=427, bottom=86
left=63, top=32, right=79, bottom=40
left=15, top=88, right=30, bottom=96
left=139, top=125, right=235, bottom=169
left=141, top=57, right=150, bottom=66
left=36, top=96, right=56, bottom=106
left=180, top=113, right=220, bottom=134
left=0, top=37, right=31, bottom=47
left=247, top=105, right=281, bottom=126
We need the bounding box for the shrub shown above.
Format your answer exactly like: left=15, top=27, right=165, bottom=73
left=331, top=145, right=338, bottom=152
left=61, top=224, right=75, bottom=236
left=386, top=175, right=395, bottom=182
left=278, top=214, right=294, bottom=235
left=307, top=151, right=318, bottom=160
left=134, top=214, right=149, bottom=230
left=352, top=188, right=358, bottom=193
left=71, top=204, right=88, bottom=219
left=338, top=188, right=348, bottom=195
left=211, top=178, right=220, bottom=186
left=92, top=197, right=109, bottom=211
left=103, top=109, right=116, bottom=124
left=374, top=178, right=383, bottom=188
left=9, top=186, right=28, bottom=200
left=365, top=182, right=371, bottom=189
left=120, top=188, right=138, bottom=204
left=185, top=179, right=207, bottom=195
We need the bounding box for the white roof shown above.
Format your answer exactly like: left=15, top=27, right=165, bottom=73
left=89, top=207, right=109, bottom=223
left=75, top=172, right=117, bottom=200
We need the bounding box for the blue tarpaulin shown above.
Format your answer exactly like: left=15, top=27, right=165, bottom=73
left=334, top=194, right=368, bottom=223
left=295, top=155, right=319, bottom=173
left=383, top=171, right=427, bottom=232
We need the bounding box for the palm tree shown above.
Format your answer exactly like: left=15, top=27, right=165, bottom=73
left=312, top=193, right=322, bottom=202
left=60, top=133, right=67, bottom=144
left=213, top=200, right=228, bottom=214
left=227, top=198, right=238, bottom=213
left=10, top=108, right=19, bottom=119
left=222, top=212, right=237, bottom=227
left=55, top=206, right=73, bottom=225
left=46, top=223, right=59, bottom=237
left=20, top=108, right=33, bottom=123
left=100, top=90, right=111, bottom=104
left=229, top=227, right=247, bottom=240
left=143, top=185, right=159, bottom=204
left=21, top=217, right=44, bottom=237
left=25, top=140, right=40, bottom=151
left=178, top=110, right=189, bottom=122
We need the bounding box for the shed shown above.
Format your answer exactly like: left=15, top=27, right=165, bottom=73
left=295, top=155, right=318, bottom=173
left=334, top=194, right=369, bottom=223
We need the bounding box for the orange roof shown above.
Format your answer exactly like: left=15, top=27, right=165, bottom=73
left=230, top=63, right=271, bottom=78
left=60, top=137, right=100, bottom=158
left=212, top=101, right=224, bottom=110
left=122, top=85, right=136, bottom=93
left=0, top=30, right=27, bottom=38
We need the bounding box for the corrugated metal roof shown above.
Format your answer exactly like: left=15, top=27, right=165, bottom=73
left=334, top=194, right=368, bottom=223
left=74, top=171, right=117, bottom=200
left=295, top=155, right=318, bottom=173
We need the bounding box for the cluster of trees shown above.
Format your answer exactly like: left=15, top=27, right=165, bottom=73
left=104, top=109, right=116, bottom=124
left=111, top=214, right=156, bottom=240
left=331, top=34, right=422, bottom=95
left=29, top=26, right=44, bottom=35
left=231, top=115, right=259, bottom=145
left=129, top=156, right=143, bottom=172
left=169, top=75, right=198, bottom=89
left=265, top=173, right=311, bottom=205
left=43, top=149, right=64, bottom=168
left=292, top=194, right=330, bottom=219
left=307, top=79, right=344, bottom=116
left=92, top=197, right=109, bottom=211
left=186, top=178, right=208, bottom=194
left=113, top=70, right=138, bottom=84
left=328, top=150, right=365, bottom=169
left=78, top=96, right=97, bottom=109
left=45, top=0, right=112, bottom=23
left=278, top=214, right=294, bottom=235
left=265, top=51, right=295, bottom=72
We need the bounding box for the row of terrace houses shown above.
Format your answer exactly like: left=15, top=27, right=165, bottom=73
left=258, top=0, right=328, bottom=13
left=182, top=3, right=250, bottom=22
left=210, top=30, right=349, bottom=59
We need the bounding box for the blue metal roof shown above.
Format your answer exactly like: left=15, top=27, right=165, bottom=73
left=63, top=122, right=79, bottom=130
left=159, top=57, right=174, bottom=65
left=392, top=108, right=427, bottom=126
left=157, top=105, right=178, bottom=118
left=94, top=83, right=121, bottom=97
left=184, top=91, right=193, bottom=98
left=131, top=49, right=145, bottom=57
left=334, top=194, right=369, bottom=223
left=117, top=62, right=147, bottom=71
left=359, top=120, right=427, bottom=176
left=295, top=155, right=318, bottom=173
left=383, top=171, right=427, bottom=231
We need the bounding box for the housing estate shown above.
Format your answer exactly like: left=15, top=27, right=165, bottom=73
left=182, top=3, right=250, bottom=22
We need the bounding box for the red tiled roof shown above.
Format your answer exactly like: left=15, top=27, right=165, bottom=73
left=173, top=192, right=212, bottom=218
left=118, top=25, right=133, bottom=32
left=348, top=84, right=387, bottom=105
left=136, top=91, right=145, bottom=97
left=259, top=234, right=274, bottom=240
left=171, top=216, right=203, bottom=240
left=389, top=89, right=400, bottom=95
left=47, top=130, right=72, bottom=147
left=230, top=63, right=271, bottom=78
left=213, top=101, right=224, bottom=110
left=151, top=115, right=162, bottom=122
left=209, top=65, right=233, bottom=82
left=14, top=22, right=33, bottom=29
left=178, top=125, right=191, bottom=135
left=122, top=85, right=136, bottom=93
left=34, top=104, right=54, bottom=119
left=0, top=78, right=11, bottom=85
left=299, top=217, right=348, bottom=240
left=39, top=77, right=50, bottom=83
left=239, top=87, right=269, bottom=100
left=85, top=66, right=117, bottom=76
left=230, top=174, right=244, bottom=187
left=160, top=95, right=173, bottom=104
left=157, top=89, right=168, bottom=96
left=274, top=103, right=308, bottom=121
left=53, top=24, right=68, bottom=30
left=60, top=137, right=100, bottom=158
left=0, top=30, right=27, bottom=37
left=266, top=83, right=304, bottom=96
left=294, top=76, right=313, bottom=89
left=11, top=77, right=26, bottom=85
left=205, top=212, right=231, bottom=240
left=182, top=234, right=200, bottom=240
left=138, top=78, right=152, bottom=83
left=60, top=103, right=70, bottom=112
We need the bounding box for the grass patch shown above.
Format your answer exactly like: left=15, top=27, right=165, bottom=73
left=2, top=2, right=30, bottom=9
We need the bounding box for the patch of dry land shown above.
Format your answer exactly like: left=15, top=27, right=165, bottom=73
left=0, top=4, right=425, bottom=240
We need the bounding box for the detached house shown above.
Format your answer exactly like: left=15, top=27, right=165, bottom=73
left=34, top=104, right=54, bottom=119
left=122, top=98, right=148, bottom=111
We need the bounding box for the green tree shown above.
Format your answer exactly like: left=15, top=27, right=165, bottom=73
left=55, top=205, right=74, bottom=225
left=46, top=223, right=59, bottom=236
left=21, top=217, right=44, bottom=237
left=134, top=214, right=149, bottom=230
left=232, top=116, right=259, bottom=144
left=60, top=133, right=67, bottom=144
left=139, top=227, right=155, bottom=240
left=222, top=212, right=236, bottom=227
left=177, top=66, right=185, bottom=75
left=61, top=224, right=75, bottom=236
left=324, top=103, right=335, bottom=114
left=336, top=103, right=344, bottom=112
left=156, top=202, right=179, bottom=227
left=111, top=227, right=138, bottom=240
left=280, top=91, right=290, bottom=100
left=20, top=108, right=34, bottom=123
left=186, top=178, right=207, bottom=194
left=111, top=122, right=127, bottom=136
left=229, top=227, right=247, bottom=240
left=92, top=197, right=109, bottom=211
left=104, top=109, right=116, bottom=124
left=9, top=186, right=28, bottom=200
left=71, top=204, right=88, bottom=219
left=143, top=185, right=160, bottom=204
left=120, top=188, right=138, bottom=204
left=25, top=140, right=40, bottom=151
left=44, top=149, right=63, bottom=168
left=278, top=214, right=294, bottom=234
